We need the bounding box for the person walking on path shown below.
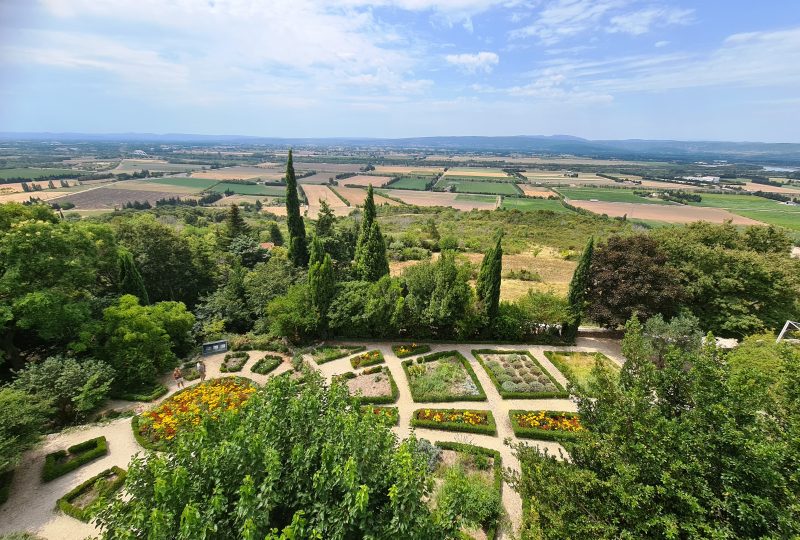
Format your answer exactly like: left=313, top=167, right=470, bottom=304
left=173, top=366, right=185, bottom=389
left=196, top=360, right=207, bottom=382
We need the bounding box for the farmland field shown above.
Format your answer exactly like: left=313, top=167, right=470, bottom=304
left=501, top=198, right=571, bottom=213
left=389, top=176, right=431, bottom=190
left=741, top=182, right=800, bottom=195
left=0, top=168, right=82, bottom=180
left=437, top=179, right=520, bottom=195
left=210, top=182, right=286, bottom=196
left=454, top=193, right=499, bottom=204
left=378, top=189, right=497, bottom=211
left=332, top=186, right=400, bottom=207
left=558, top=187, right=670, bottom=204
left=571, top=200, right=762, bottom=225
left=296, top=172, right=335, bottom=184
left=444, top=167, right=509, bottom=178
left=517, top=185, right=554, bottom=197
left=339, top=175, right=393, bottom=188
left=144, top=177, right=219, bottom=190
left=113, top=159, right=205, bottom=174
left=191, top=166, right=283, bottom=181
left=690, top=194, right=800, bottom=230
left=51, top=187, right=196, bottom=209
left=373, top=165, right=442, bottom=176
left=302, top=185, right=350, bottom=216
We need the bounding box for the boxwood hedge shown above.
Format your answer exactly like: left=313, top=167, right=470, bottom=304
left=42, top=436, right=108, bottom=482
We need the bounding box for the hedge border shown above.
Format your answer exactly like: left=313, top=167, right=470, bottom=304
left=312, top=345, right=367, bottom=364
left=472, top=349, right=568, bottom=399
left=435, top=441, right=503, bottom=540
left=362, top=406, right=400, bottom=426
left=508, top=409, right=583, bottom=442
left=542, top=350, right=615, bottom=394
left=350, top=349, right=385, bottom=369
left=411, top=408, right=496, bottom=436
left=112, top=382, right=168, bottom=402
left=0, top=469, right=12, bottom=506
left=392, top=343, right=432, bottom=358
left=42, top=436, right=108, bottom=482
left=56, top=466, right=127, bottom=522
left=402, top=350, right=487, bottom=403
left=250, top=354, right=283, bottom=375
left=336, top=366, right=399, bottom=405
left=221, top=351, right=250, bottom=373
left=229, top=334, right=289, bottom=353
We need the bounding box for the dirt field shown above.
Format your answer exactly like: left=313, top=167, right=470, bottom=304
left=295, top=162, right=365, bottom=174
left=0, top=191, right=64, bottom=203
left=444, top=168, right=509, bottom=178
left=302, top=185, right=350, bottom=216
left=340, top=175, right=393, bottom=188
left=0, top=180, right=78, bottom=194
left=742, top=182, right=800, bottom=195
left=517, top=185, right=554, bottom=197
left=191, top=166, right=284, bottom=181
left=570, top=200, right=763, bottom=224
left=296, top=173, right=335, bottom=184
left=379, top=189, right=497, bottom=211
left=333, top=186, right=401, bottom=207
left=50, top=187, right=196, bottom=210
left=112, top=159, right=206, bottom=174
left=109, top=180, right=201, bottom=194
left=373, top=165, right=443, bottom=176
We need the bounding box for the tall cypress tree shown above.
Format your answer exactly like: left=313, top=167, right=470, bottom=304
left=118, top=249, right=149, bottom=304
left=564, top=237, right=594, bottom=340
left=309, top=235, right=325, bottom=268
left=476, top=236, right=502, bottom=327
left=285, top=150, right=308, bottom=267
left=353, top=222, right=389, bottom=281
left=309, top=253, right=335, bottom=327
left=225, top=204, right=248, bottom=240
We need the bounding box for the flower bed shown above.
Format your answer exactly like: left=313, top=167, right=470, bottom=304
left=311, top=345, right=366, bottom=364
left=392, top=343, right=431, bottom=358
left=42, top=436, right=108, bottom=482
left=543, top=350, right=618, bottom=396
left=412, top=408, right=496, bottom=435
left=362, top=406, right=399, bottom=426
left=221, top=351, right=249, bottom=372
left=350, top=350, right=384, bottom=369
left=403, top=351, right=486, bottom=402
left=251, top=354, right=283, bottom=375
left=337, top=366, right=399, bottom=404
left=133, top=377, right=256, bottom=450
left=56, top=466, right=126, bottom=522
left=509, top=410, right=584, bottom=441
left=473, top=349, right=567, bottom=399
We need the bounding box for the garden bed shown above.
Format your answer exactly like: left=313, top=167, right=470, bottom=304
left=509, top=410, right=584, bottom=441
left=337, top=366, right=399, bottom=404
left=311, top=344, right=366, bottom=364
left=251, top=354, right=283, bottom=375
left=180, top=360, right=201, bottom=381
left=474, top=350, right=567, bottom=399
left=411, top=408, right=496, bottom=435
left=543, top=351, right=618, bottom=395
left=362, top=406, right=399, bottom=426
left=42, top=436, right=108, bottom=482
left=350, top=350, right=385, bottom=369
left=403, top=351, right=486, bottom=402
left=221, top=351, right=250, bottom=372
left=56, top=466, right=126, bottom=522
left=392, top=343, right=431, bottom=358
left=133, top=377, right=256, bottom=450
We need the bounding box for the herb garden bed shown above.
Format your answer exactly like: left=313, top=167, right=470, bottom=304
left=221, top=351, right=249, bottom=372
left=412, top=408, right=496, bottom=435
left=251, top=354, right=283, bottom=375
left=56, top=466, right=126, bottom=522
left=337, top=366, right=399, bottom=404
left=42, top=436, right=108, bottom=482
left=509, top=410, right=584, bottom=441
left=311, top=345, right=366, bottom=364
left=403, top=351, right=486, bottom=402
left=350, top=349, right=385, bottom=369
left=474, top=350, right=567, bottom=398
left=392, top=343, right=431, bottom=358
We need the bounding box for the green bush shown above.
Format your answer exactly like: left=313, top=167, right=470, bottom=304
left=402, top=351, right=486, bottom=402
left=221, top=351, right=250, bottom=372
left=312, top=345, right=366, bottom=364
left=112, top=382, right=167, bottom=402
left=508, top=410, right=583, bottom=442
left=0, top=469, right=13, bottom=506
left=42, top=436, right=108, bottom=482
left=229, top=334, right=289, bottom=352
left=392, top=343, right=431, bottom=358
left=251, top=355, right=283, bottom=375
left=411, top=408, right=496, bottom=435
left=350, top=350, right=385, bottom=369
left=473, top=350, right=568, bottom=399
left=56, top=466, right=126, bottom=522
left=0, top=533, right=45, bottom=540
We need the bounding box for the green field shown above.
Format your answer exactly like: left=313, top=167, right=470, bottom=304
left=145, top=177, right=219, bottom=190
left=690, top=194, right=800, bottom=231
left=0, top=168, right=81, bottom=180
left=454, top=194, right=498, bottom=203
left=439, top=180, right=520, bottom=195
left=557, top=187, right=670, bottom=205
left=210, top=182, right=287, bottom=196
left=500, top=198, right=572, bottom=213
left=389, top=176, right=430, bottom=190
left=442, top=174, right=516, bottom=183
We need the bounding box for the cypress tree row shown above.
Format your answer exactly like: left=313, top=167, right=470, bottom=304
left=476, top=236, right=502, bottom=328
left=563, top=237, right=594, bottom=340
left=118, top=249, right=149, bottom=304
left=353, top=185, right=389, bottom=281
left=284, top=150, right=308, bottom=267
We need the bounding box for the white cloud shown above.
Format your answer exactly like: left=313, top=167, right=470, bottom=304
left=510, top=0, right=627, bottom=44
left=654, top=40, right=670, bottom=47
left=445, top=51, right=499, bottom=73
left=608, top=7, right=693, bottom=35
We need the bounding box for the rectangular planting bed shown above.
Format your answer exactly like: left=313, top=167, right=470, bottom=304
left=43, top=436, right=109, bottom=482
left=362, top=406, right=400, bottom=426
left=392, top=343, right=431, bottom=358
left=350, top=349, right=385, bottom=369
left=412, top=408, right=496, bottom=435
left=337, top=366, right=399, bottom=404
left=543, top=351, right=618, bottom=396
left=250, top=354, right=283, bottom=375
left=221, top=351, right=249, bottom=372
left=509, top=410, right=584, bottom=441
left=56, top=466, right=127, bottom=522
left=403, top=351, right=486, bottom=402
left=474, top=350, right=567, bottom=399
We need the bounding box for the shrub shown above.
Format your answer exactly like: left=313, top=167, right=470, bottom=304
left=414, top=438, right=442, bottom=472
left=221, top=351, right=250, bottom=372
left=229, top=334, right=289, bottom=353
left=350, top=350, right=384, bottom=369
left=112, top=382, right=167, bottom=402
left=411, top=408, right=496, bottom=435
left=312, top=345, right=366, bottom=364
left=56, top=466, right=126, bottom=522
left=392, top=343, right=431, bottom=358
left=42, top=436, right=108, bottom=482
left=361, top=406, right=399, bottom=426
left=251, top=355, right=282, bottom=375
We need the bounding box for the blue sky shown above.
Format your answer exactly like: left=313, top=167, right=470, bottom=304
left=1, top=0, right=799, bottom=141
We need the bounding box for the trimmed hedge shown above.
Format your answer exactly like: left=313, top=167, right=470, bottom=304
left=411, top=408, right=496, bottom=435
left=251, top=354, right=283, bottom=375
left=350, top=350, right=385, bottom=369
left=543, top=350, right=616, bottom=395
left=509, top=409, right=583, bottom=442
left=312, top=345, right=367, bottom=364
left=435, top=441, right=503, bottom=540
left=221, top=351, right=250, bottom=372
left=42, top=436, right=108, bottom=482
left=473, top=349, right=568, bottom=399
left=0, top=469, right=13, bottom=506
left=392, top=343, right=431, bottom=358
left=56, top=466, right=126, bottom=522
left=402, top=350, right=487, bottom=402
left=112, top=382, right=167, bottom=402
left=229, top=333, right=290, bottom=353
left=362, top=406, right=400, bottom=426
left=336, top=366, right=399, bottom=405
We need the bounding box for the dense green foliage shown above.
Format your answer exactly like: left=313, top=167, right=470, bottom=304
left=0, top=387, right=51, bottom=473
left=563, top=237, right=593, bottom=340
left=353, top=186, right=390, bottom=281
left=284, top=150, right=309, bottom=267
left=476, top=237, right=502, bottom=330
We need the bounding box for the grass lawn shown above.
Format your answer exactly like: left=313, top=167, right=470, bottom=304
left=389, top=176, right=431, bottom=190
left=144, top=177, right=219, bottom=190
left=558, top=187, right=670, bottom=205
left=544, top=351, right=619, bottom=395
left=0, top=168, right=81, bottom=180
left=210, top=182, right=287, bottom=196
left=690, top=193, right=800, bottom=231
left=501, top=198, right=571, bottom=213
left=438, top=180, right=520, bottom=195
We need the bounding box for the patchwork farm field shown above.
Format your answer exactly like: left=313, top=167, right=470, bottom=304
left=332, top=186, right=400, bottom=207
left=517, top=185, right=554, bottom=197
left=339, top=175, right=393, bottom=188
left=51, top=187, right=195, bottom=209
left=444, top=167, right=510, bottom=178
left=501, top=198, right=571, bottom=212
left=389, top=176, right=432, bottom=190
left=373, top=165, right=442, bottom=176
left=558, top=187, right=670, bottom=204
left=113, top=159, right=205, bottom=174
left=144, top=177, right=219, bottom=190
left=302, top=185, right=350, bottom=216
left=690, top=194, right=800, bottom=230
left=378, top=189, right=497, bottom=211
left=741, top=182, right=800, bottom=195
left=209, top=182, right=286, bottom=196
left=436, top=178, right=521, bottom=195
left=570, top=200, right=762, bottom=225
left=0, top=167, right=82, bottom=180
left=191, top=166, right=283, bottom=181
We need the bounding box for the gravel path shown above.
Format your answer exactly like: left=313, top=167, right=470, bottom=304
left=0, top=338, right=622, bottom=540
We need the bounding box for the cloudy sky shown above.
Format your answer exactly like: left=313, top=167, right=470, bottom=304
left=1, top=0, right=799, bottom=141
